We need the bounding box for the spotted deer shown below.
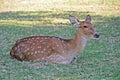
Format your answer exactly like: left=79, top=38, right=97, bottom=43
left=10, top=15, right=99, bottom=64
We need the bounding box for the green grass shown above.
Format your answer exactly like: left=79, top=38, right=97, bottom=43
left=0, top=0, right=120, bottom=80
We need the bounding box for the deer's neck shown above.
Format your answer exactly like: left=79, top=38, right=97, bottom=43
left=69, top=29, right=87, bottom=53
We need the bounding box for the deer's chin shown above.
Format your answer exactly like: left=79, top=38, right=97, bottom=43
left=91, top=35, right=100, bottom=40
left=85, top=35, right=96, bottom=39
left=85, top=33, right=100, bottom=39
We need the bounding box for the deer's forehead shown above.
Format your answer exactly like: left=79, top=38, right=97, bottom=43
left=80, top=21, right=91, bottom=25
left=80, top=21, right=93, bottom=26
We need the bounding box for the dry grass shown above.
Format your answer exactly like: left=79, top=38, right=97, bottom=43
left=0, top=0, right=120, bottom=16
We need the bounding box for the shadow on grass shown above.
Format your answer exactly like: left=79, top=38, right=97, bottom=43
left=0, top=11, right=92, bottom=20
left=0, top=11, right=120, bottom=26
left=0, top=11, right=95, bottom=27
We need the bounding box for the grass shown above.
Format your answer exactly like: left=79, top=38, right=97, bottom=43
left=0, top=0, right=120, bottom=80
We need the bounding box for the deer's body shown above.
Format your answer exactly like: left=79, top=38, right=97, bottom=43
left=10, top=15, right=99, bottom=64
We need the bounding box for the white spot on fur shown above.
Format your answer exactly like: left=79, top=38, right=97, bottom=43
left=52, top=47, right=55, bottom=49
left=38, top=46, right=41, bottom=48
left=27, top=53, right=30, bottom=55
left=45, top=37, right=47, bottom=39
left=62, top=50, right=65, bottom=53
left=31, top=52, right=34, bottom=55
left=56, top=45, right=59, bottom=47
left=41, top=51, right=44, bottom=53
left=35, top=51, right=37, bottom=54
left=43, top=48, right=46, bottom=51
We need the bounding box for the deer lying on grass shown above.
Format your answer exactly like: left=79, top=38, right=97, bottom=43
left=10, top=15, right=99, bottom=64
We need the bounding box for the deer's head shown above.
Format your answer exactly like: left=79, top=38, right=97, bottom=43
left=69, top=15, right=99, bottom=38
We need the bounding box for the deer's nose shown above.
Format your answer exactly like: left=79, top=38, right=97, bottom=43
left=94, top=33, right=100, bottom=38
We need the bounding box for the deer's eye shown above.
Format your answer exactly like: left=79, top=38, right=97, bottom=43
left=83, top=26, right=88, bottom=28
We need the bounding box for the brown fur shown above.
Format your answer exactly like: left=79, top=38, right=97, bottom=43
left=10, top=15, right=99, bottom=64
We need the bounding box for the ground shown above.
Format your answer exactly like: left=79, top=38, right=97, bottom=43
left=0, top=0, right=120, bottom=80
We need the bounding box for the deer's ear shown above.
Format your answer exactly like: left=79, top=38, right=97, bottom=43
left=69, top=15, right=80, bottom=27
left=86, top=15, right=91, bottom=22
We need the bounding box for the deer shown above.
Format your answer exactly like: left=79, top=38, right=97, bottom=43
left=10, top=15, right=99, bottom=64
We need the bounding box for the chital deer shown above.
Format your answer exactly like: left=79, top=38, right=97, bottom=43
left=10, top=15, right=99, bottom=64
